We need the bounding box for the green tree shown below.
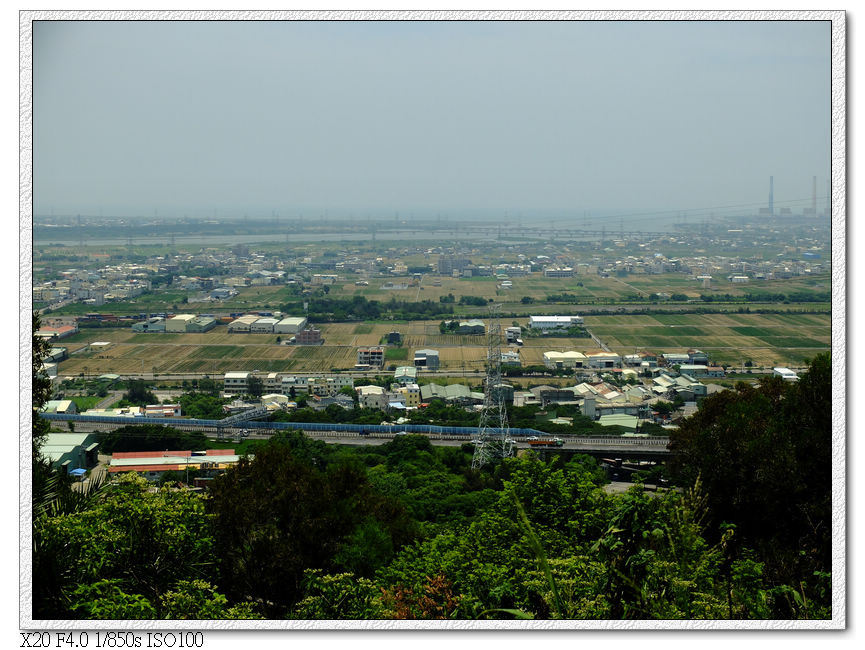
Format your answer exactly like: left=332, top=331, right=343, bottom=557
left=207, top=437, right=415, bottom=616
left=94, top=424, right=207, bottom=454
left=32, top=312, right=53, bottom=450
left=34, top=474, right=217, bottom=619
left=123, top=379, right=157, bottom=406
left=246, top=375, right=264, bottom=398
left=668, top=353, right=832, bottom=618
left=291, top=570, right=385, bottom=619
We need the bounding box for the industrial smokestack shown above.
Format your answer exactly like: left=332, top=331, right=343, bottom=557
left=812, top=176, right=817, bottom=216
left=826, top=179, right=831, bottom=218
left=769, top=176, right=774, bottom=216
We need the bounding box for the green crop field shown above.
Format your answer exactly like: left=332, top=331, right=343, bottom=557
left=583, top=312, right=830, bottom=367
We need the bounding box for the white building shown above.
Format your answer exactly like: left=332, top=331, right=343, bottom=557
left=228, top=315, right=260, bottom=333
left=274, top=317, right=308, bottom=334
left=773, top=367, right=799, bottom=382
left=250, top=317, right=279, bottom=333
left=165, top=314, right=197, bottom=333
left=223, top=371, right=250, bottom=393
left=529, top=315, right=584, bottom=331
left=543, top=351, right=587, bottom=369
left=585, top=351, right=621, bottom=369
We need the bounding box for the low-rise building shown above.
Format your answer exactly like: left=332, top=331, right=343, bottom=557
left=42, top=400, right=78, bottom=415
left=187, top=316, right=217, bottom=333
left=223, top=371, right=250, bottom=394
left=528, top=315, right=583, bottom=331
left=661, top=353, right=691, bottom=366
left=108, top=449, right=245, bottom=482
left=165, top=314, right=197, bottom=332
left=398, top=383, right=421, bottom=407
left=457, top=320, right=485, bottom=335
left=543, top=267, right=575, bottom=278
left=773, top=367, right=799, bottom=382
left=679, top=365, right=725, bottom=379
left=36, top=324, right=78, bottom=340
left=132, top=317, right=166, bottom=333
left=228, top=315, right=260, bottom=333
left=585, top=351, right=621, bottom=369
left=249, top=317, right=276, bottom=333
left=144, top=404, right=182, bottom=417
left=295, top=327, right=322, bottom=345
left=543, top=351, right=587, bottom=369
left=358, top=346, right=385, bottom=367
left=393, top=366, right=418, bottom=385
left=274, top=317, right=308, bottom=334
left=413, top=349, right=440, bottom=370
left=41, top=433, right=100, bottom=474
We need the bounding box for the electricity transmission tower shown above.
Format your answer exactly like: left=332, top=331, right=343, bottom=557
left=472, top=304, right=513, bottom=470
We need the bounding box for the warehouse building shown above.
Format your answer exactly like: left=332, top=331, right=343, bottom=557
left=773, top=367, right=799, bottom=382
left=165, top=314, right=197, bottom=332
left=187, top=316, right=217, bottom=333
left=108, top=449, right=245, bottom=482
left=132, top=317, right=166, bottom=333
left=250, top=317, right=279, bottom=333
left=585, top=351, right=621, bottom=369
left=274, top=316, right=308, bottom=334
left=529, top=315, right=584, bottom=331
left=228, top=315, right=260, bottom=333
left=414, top=349, right=440, bottom=371
left=543, top=351, right=587, bottom=369
left=457, top=319, right=485, bottom=335
left=41, top=432, right=100, bottom=474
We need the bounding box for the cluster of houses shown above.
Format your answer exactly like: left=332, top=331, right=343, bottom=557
left=213, top=346, right=736, bottom=430
left=39, top=430, right=247, bottom=486
left=540, top=348, right=725, bottom=379
left=42, top=400, right=184, bottom=419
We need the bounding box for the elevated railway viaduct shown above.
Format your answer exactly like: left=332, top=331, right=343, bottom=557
left=40, top=413, right=675, bottom=462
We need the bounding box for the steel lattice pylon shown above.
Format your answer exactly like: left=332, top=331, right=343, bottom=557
left=472, top=304, right=513, bottom=469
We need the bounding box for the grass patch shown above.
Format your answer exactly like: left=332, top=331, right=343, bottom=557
left=353, top=324, right=374, bottom=334
left=759, top=337, right=826, bottom=348
left=384, top=347, right=409, bottom=360
left=68, top=395, right=104, bottom=411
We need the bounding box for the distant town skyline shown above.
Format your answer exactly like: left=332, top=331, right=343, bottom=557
left=33, top=18, right=832, bottom=221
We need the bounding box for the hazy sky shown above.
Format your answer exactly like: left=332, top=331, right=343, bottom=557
left=32, top=19, right=832, bottom=220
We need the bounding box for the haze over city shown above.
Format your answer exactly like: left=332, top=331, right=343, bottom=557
left=33, top=19, right=831, bottom=224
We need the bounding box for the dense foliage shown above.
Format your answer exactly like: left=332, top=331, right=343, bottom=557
left=31, top=337, right=832, bottom=621
left=93, top=424, right=209, bottom=454
left=668, top=353, right=832, bottom=617
left=281, top=295, right=454, bottom=322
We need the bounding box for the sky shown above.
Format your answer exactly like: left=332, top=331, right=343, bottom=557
left=32, top=18, right=832, bottom=222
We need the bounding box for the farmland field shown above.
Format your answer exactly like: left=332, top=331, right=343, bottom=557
left=583, top=312, right=831, bottom=367
left=51, top=307, right=830, bottom=378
